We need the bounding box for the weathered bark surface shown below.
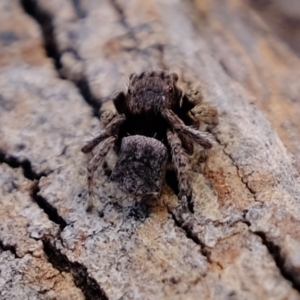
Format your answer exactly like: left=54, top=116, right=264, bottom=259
left=1, top=0, right=300, bottom=299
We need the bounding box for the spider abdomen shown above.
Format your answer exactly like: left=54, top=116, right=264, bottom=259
left=111, top=135, right=168, bottom=197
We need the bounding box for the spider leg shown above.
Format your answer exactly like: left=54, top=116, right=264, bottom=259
left=181, top=88, right=218, bottom=129
left=189, top=102, right=219, bottom=130
left=166, top=130, right=192, bottom=212
left=86, top=136, right=116, bottom=211
left=180, top=88, right=203, bottom=114
left=81, top=114, right=125, bottom=154
left=100, top=110, right=117, bottom=127
left=162, top=109, right=213, bottom=149
left=177, top=132, right=193, bottom=155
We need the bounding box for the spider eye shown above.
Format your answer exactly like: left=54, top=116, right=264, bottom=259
left=128, top=88, right=131, bottom=95
left=169, top=86, right=174, bottom=94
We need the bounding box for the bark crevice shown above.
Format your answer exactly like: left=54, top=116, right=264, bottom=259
left=212, top=136, right=300, bottom=292
left=213, top=134, right=259, bottom=202
left=0, top=240, right=18, bottom=257
left=20, top=0, right=101, bottom=118
left=168, top=210, right=212, bottom=262
left=254, top=231, right=300, bottom=292
left=0, top=149, right=45, bottom=181
left=43, top=240, right=109, bottom=300
left=30, top=182, right=67, bottom=230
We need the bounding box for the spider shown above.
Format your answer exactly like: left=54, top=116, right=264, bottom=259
left=81, top=70, right=218, bottom=211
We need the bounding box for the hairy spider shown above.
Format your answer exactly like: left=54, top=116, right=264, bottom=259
left=81, top=70, right=218, bottom=211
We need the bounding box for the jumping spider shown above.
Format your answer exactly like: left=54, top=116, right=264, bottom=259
left=81, top=70, right=218, bottom=212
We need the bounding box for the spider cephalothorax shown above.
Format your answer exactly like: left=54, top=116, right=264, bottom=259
left=117, top=71, right=181, bottom=115
left=81, top=70, right=218, bottom=211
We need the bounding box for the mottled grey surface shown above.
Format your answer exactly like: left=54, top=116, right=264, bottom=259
left=0, top=0, right=300, bottom=299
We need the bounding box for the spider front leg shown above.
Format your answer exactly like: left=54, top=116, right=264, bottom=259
left=162, top=109, right=213, bottom=149
left=182, top=89, right=218, bottom=129
left=81, top=113, right=125, bottom=154
left=189, top=102, right=219, bottom=130
left=100, top=110, right=117, bottom=127
left=86, top=136, right=116, bottom=212
left=167, top=130, right=192, bottom=212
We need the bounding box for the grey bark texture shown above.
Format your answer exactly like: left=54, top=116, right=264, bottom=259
left=1, top=0, right=300, bottom=299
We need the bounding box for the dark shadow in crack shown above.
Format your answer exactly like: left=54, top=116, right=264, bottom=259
left=255, top=231, right=300, bottom=292
left=20, top=0, right=102, bottom=118
left=31, top=183, right=67, bottom=230
left=43, top=240, right=109, bottom=300
left=0, top=149, right=44, bottom=181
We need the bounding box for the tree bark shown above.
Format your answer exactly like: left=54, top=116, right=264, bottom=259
left=1, top=0, right=300, bottom=299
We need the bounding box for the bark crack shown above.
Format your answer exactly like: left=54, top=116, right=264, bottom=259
left=0, top=149, right=46, bottom=181
left=20, top=0, right=101, bottom=118
left=0, top=148, right=67, bottom=230
left=0, top=159, right=109, bottom=298
left=30, top=181, right=67, bottom=230
left=0, top=240, right=18, bottom=257
left=109, top=0, right=166, bottom=67
left=43, top=240, right=109, bottom=300
left=208, top=133, right=300, bottom=292
left=0, top=126, right=110, bottom=297
left=168, top=209, right=212, bottom=262
left=213, top=134, right=259, bottom=202
left=254, top=231, right=300, bottom=292
left=20, top=0, right=61, bottom=69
